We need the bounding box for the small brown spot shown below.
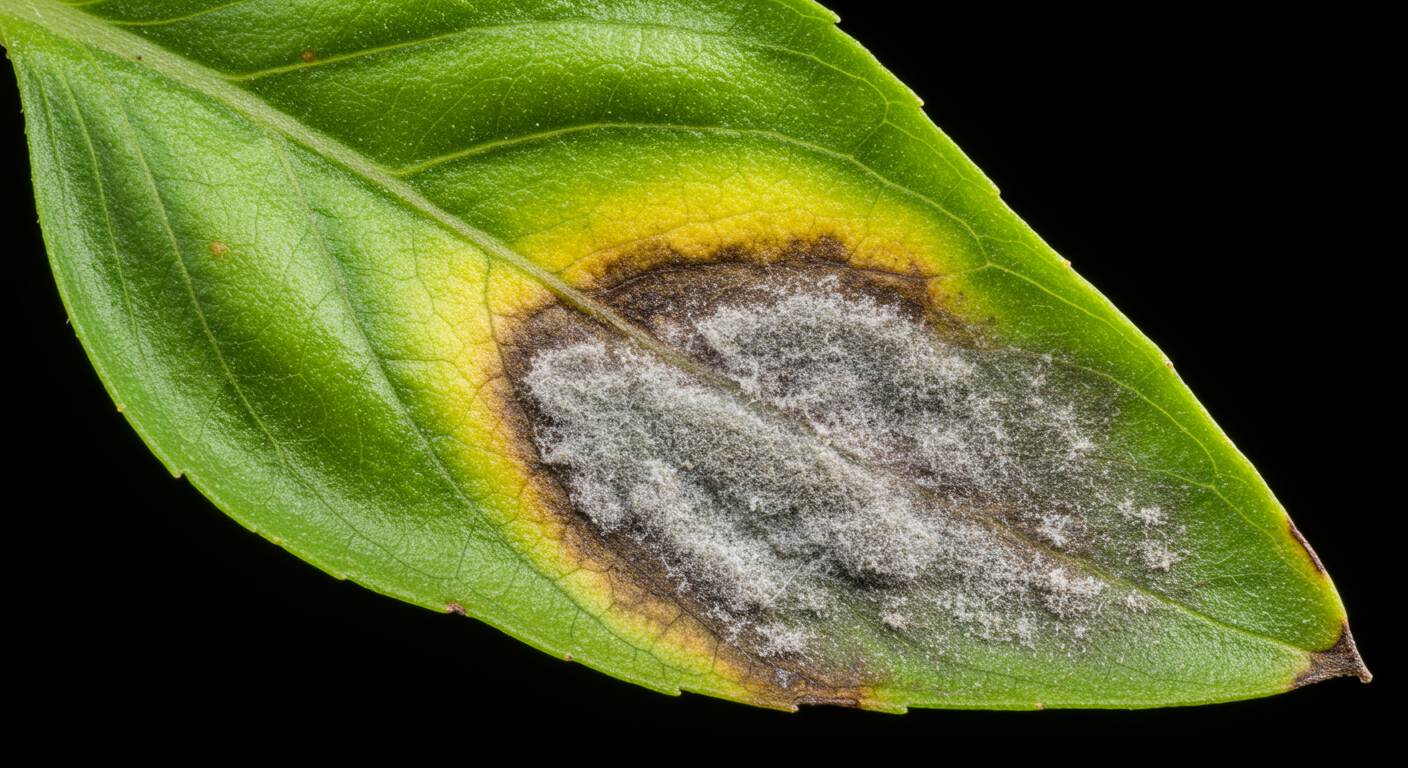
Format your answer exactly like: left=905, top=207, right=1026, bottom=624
left=208, top=240, right=229, bottom=258
left=563, top=652, right=574, bottom=662
left=300, top=49, right=316, bottom=62
left=446, top=602, right=467, bottom=616
left=134, top=55, right=143, bottom=62
left=1163, top=359, right=1174, bottom=369
left=1033, top=701, right=1045, bottom=710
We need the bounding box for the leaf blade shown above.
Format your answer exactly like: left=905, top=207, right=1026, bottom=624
left=1, top=0, right=1364, bottom=709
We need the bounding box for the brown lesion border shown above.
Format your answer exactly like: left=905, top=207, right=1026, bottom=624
left=485, top=238, right=926, bottom=708
left=1287, top=518, right=1328, bottom=575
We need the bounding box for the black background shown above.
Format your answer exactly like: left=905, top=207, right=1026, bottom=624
left=3, top=2, right=1389, bottom=743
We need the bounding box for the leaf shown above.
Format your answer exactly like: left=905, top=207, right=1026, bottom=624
left=0, top=0, right=1367, bottom=711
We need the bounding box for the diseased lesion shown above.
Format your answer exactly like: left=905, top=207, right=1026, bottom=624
left=488, top=236, right=1192, bottom=706
left=491, top=284, right=872, bottom=703
left=1294, top=622, right=1372, bottom=687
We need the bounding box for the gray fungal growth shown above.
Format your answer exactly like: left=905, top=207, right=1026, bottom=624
left=507, top=259, right=1184, bottom=664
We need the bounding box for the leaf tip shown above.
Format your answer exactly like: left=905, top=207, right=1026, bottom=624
left=1294, top=622, right=1371, bottom=688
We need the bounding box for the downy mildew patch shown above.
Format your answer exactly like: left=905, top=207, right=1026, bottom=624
left=497, top=239, right=1193, bottom=694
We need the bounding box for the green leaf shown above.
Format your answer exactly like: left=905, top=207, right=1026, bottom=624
left=0, top=0, right=1366, bottom=710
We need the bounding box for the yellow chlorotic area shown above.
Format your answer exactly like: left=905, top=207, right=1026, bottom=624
left=394, top=138, right=979, bottom=704
left=351, top=216, right=758, bottom=703
left=503, top=137, right=983, bottom=288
